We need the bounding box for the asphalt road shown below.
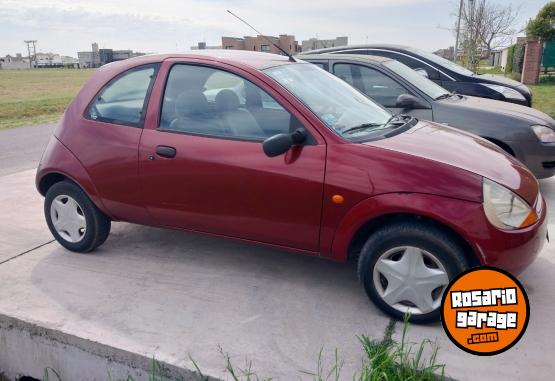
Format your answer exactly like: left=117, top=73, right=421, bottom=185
left=0, top=123, right=56, bottom=177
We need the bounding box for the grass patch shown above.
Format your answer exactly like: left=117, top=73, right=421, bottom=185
left=530, top=83, right=555, bottom=118
left=0, top=68, right=94, bottom=129
left=477, top=66, right=504, bottom=75
left=356, top=314, right=444, bottom=381
left=295, top=314, right=444, bottom=381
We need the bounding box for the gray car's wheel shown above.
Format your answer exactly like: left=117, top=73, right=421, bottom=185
left=45, top=181, right=111, bottom=253
left=357, top=221, right=469, bottom=323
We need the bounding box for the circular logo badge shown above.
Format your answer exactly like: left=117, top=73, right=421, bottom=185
left=441, top=267, right=529, bottom=356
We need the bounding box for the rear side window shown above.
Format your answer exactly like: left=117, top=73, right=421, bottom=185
left=87, top=64, right=158, bottom=127
left=367, top=50, right=441, bottom=81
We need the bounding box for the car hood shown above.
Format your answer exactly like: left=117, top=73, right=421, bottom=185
left=366, top=121, right=538, bottom=204
left=476, top=74, right=531, bottom=94
left=445, top=95, right=555, bottom=127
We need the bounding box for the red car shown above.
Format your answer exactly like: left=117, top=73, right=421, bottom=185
left=36, top=51, right=547, bottom=322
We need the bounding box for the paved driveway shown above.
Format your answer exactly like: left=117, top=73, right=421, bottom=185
left=0, top=124, right=553, bottom=380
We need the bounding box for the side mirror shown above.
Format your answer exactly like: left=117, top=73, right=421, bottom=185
left=263, top=128, right=306, bottom=157
left=395, top=94, right=428, bottom=110
left=414, top=68, right=429, bottom=78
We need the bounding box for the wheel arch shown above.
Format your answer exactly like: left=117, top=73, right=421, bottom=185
left=481, top=137, right=515, bottom=157
left=36, top=137, right=110, bottom=217
left=347, top=213, right=479, bottom=268
left=38, top=172, right=68, bottom=196
left=328, top=193, right=484, bottom=268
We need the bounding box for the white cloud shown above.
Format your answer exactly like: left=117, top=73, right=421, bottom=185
left=0, top=0, right=462, bottom=57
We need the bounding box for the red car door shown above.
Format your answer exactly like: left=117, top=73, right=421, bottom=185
left=138, top=60, right=326, bottom=252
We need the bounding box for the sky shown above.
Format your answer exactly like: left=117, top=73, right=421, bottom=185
left=0, top=0, right=550, bottom=58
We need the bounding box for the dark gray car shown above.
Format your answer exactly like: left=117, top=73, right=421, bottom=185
left=298, top=44, right=532, bottom=107
left=301, top=54, right=555, bottom=179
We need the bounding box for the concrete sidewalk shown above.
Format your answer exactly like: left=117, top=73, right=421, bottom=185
left=0, top=169, right=392, bottom=380
left=0, top=168, right=553, bottom=380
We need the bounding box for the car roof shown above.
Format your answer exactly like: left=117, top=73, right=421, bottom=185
left=298, top=44, right=412, bottom=55
left=298, top=53, right=392, bottom=64
left=97, top=50, right=296, bottom=74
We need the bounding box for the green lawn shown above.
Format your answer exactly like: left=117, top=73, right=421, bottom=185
left=530, top=83, right=555, bottom=118
left=1, top=68, right=554, bottom=130
left=476, top=66, right=504, bottom=75
left=0, top=68, right=95, bottom=129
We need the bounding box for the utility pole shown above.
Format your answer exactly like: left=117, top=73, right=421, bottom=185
left=24, top=40, right=37, bottom=69
left=454, top=0, right=464, bottom=62
left=469, top=0, right=476, bottom=72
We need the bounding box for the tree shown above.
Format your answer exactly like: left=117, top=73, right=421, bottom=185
left=455, top=0, right=519, bottom=71
left=526, top=2, right=555, bottom=41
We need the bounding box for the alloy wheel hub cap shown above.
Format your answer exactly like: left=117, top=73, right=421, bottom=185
left=50, top=195, right=86, bottom=243
left=373, top=246, right=449, bottom=315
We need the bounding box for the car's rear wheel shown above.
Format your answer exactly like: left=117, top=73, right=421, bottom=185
left=357, top=221, right=469, bottom=323
left=45, top=181, right=111, bottom=253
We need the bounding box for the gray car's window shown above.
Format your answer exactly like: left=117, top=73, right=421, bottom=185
left=334, top=63, right=409, bottom=108
left=374, top=51, right=441, bottom=81
left=87, top=65, right=157, bottom=127
left=408, top=47, right=475, bottom=76
left=383, top=60, right=450, bottom=100
left=160, top=64, right=293, bottom=140
left=339, top=49, right=442, bottom=81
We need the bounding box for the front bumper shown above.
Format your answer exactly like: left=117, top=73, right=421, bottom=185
left=473, top=193, right=548, bottom=274
left=509, top=140, right=555, bottom=179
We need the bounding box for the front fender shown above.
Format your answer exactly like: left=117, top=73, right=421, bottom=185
left=328, top=192, right=486, bottom=263
left=36, top=136, right=111, bottom=217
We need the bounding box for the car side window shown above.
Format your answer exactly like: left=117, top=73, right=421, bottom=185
left=159, top=64, right=295, bottom=140
left=333, top=63, right=355, bottom=86
left=87, top=65, right=158, bottom=127
left=367, top=50, right=441, bottom=81
left=334, top=63, right=409, bottom=108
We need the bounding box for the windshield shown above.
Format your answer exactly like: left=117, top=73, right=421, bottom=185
left=408, top=48, right=475, bottom=77
left=264, top=63, right=393, bottom=139
left=383, top=60, right=450, bottom=100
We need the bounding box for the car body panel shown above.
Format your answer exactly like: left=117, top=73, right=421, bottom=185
left=36, top=135, right=109, bottom=217
left=366, top=121, right=538, bottom=205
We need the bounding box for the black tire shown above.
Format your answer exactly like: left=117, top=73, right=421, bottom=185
left=357, top=221, right=469, bottom=323
left=44, top=181, right=111, bottom=253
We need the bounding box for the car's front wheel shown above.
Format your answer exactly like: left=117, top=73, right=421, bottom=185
left=358, top=222, right=469, bottom=323
left=44, top=181, right=111, bottom=253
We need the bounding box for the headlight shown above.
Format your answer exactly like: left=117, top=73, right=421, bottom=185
left=483, top=178, right=538, bottom=230
left=531, top=125, right=555, bottom=143
left=480, top=83, right=526, bottom=101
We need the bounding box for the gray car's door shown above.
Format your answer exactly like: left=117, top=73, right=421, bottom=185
left=331, top=62, right=434, bottom=121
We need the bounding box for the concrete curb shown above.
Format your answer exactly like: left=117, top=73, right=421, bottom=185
left=0, top=313, right=220, bottom=381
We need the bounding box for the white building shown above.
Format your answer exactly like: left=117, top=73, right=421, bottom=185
left=34, top=53, right=63, bottom=67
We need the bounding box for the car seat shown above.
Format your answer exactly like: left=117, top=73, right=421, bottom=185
left=215, top=89, right=265, bottom=139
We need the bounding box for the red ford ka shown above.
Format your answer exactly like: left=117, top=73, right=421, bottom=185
left=36, top=51, right=547, bottom=322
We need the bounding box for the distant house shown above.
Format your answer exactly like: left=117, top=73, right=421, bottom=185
left=221, top=35, right=301, bottom=55
left=433, top=46, right=455, bottom=60
left=301, top=37, right=348, bottom=52
left=0, top=53, right=29, bottom=69
left=34, top=53, right=63, bottom=68
left=191, top=42, right=222, bottom=50
left=78, top=42, right=145, bottom=68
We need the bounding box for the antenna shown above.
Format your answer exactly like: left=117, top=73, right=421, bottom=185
left=226, top=10, right=296, bottom=62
